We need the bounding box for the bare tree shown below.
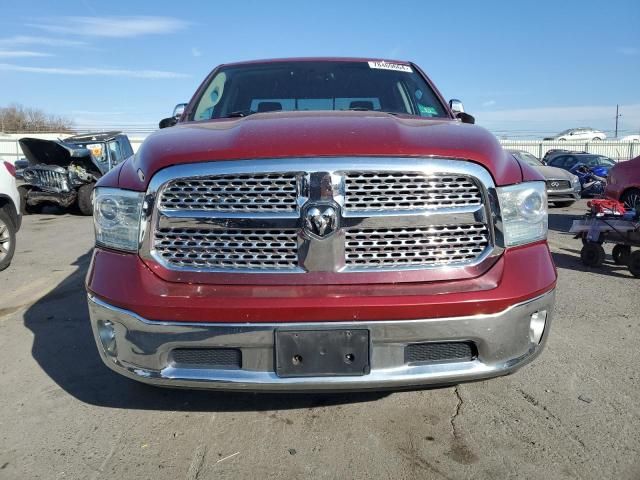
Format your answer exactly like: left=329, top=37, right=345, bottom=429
left=0, top=104, right=74, bottom=133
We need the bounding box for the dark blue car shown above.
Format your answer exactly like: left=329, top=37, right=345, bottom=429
left=545, top=153, right=616, bottom=179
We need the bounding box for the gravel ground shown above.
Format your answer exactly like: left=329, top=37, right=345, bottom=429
left=0, top=200, right=638, bottom=480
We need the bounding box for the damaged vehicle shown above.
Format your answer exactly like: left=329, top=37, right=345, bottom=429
left=17, top=132, right=133, bottom=215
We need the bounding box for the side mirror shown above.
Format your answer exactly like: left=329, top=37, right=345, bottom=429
left=449, top=99, right=465, bottom=114
left=172, top=103, right=188, bottom=119
left=449, top=99, right=475, bottom=124
left=159, top=117, right=177, bottom=129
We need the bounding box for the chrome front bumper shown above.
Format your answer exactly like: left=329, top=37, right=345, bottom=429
left=87, top=290, right=555, bottom=391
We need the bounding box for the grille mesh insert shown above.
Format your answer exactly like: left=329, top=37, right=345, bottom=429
left=405, top=342, right=476, bottom=364
left=171, top=348, right=242, bottom=369
left=27, top=168, right=67, bottom=190
left=545, top=180, right=571, bottom=190
left=154, top=228, right=299, bottom=270
left=344, top=172, right=482, bottom=211
left=345, top=224, right=489, bottom=268
left=159, top=173, right=299, bottom=212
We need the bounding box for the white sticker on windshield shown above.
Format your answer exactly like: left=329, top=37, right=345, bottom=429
left=368, top=61, right=413, bottom=73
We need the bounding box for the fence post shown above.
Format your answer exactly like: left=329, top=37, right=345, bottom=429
left=538, top=142, right=543, bottom=159
left=584, top=142, right=589, bottom=153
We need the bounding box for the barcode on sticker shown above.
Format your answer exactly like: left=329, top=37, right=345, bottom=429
left=368, top=61, right=413, bottom=73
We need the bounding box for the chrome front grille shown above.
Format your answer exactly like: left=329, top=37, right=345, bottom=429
left=144, top=158, right=498, bottom=283
left=345, top=224, right=489, bottom=268
left=26, top=168, right=68, bottom=191
left=159, top=172, right=299, bottom=212
left=153, top=228, right=299, bottom=270
left=344, top=172, right=482, bottom=211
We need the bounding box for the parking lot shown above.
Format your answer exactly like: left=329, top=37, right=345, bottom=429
left=0, top=200, right=638, bottom=480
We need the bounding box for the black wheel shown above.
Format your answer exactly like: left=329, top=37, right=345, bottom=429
left=612, top=244, right=631, bottom=265
left=592, top=137, right=602, bottom=141
left=77, top=183, right=94, bottom=216
left=0, top=209, right=16, bottom=271
left=580, top=243, right=605, bottom=267
left=628, top=251, right=640, bottom=278
left=621, top=188, right=640, bottom=211
left=552, top=201, right=575, bottom=208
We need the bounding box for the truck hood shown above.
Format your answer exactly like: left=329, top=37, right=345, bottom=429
left=19, top=137, right=104, bottom=175
left=123, top=111, right=523, bottom=190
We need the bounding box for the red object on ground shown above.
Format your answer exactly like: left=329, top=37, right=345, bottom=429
left=587, top=199, right=627, bottom=215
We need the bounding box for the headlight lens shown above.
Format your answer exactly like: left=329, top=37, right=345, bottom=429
left=93, top=187, right=144, bottom=251
left=497, top=182, right=548, bottom=246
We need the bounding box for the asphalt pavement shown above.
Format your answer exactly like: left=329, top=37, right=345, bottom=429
left=0, top=200, right=638, bottom=480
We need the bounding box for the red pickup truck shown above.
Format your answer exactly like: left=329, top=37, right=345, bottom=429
left=86, top=58, right=556, bottom=391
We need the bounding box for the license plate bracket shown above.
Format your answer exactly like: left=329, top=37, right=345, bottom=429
left=275, top=329, right=370, bottom=377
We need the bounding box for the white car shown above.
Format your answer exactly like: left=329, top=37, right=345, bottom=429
left=619, top=134, right=640, bottom=142
left=544, top=127, right=607, bottom=142
left=0, top=160, right=21, bottom=270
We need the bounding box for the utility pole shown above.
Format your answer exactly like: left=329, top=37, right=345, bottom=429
left=615, top=104, right=622, bottom=138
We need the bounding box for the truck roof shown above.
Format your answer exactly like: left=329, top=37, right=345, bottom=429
left=65, top=131, right=123, bottom=143
left=220, top=57, right=413, bottom=68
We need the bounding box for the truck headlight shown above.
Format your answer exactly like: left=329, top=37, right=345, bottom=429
left=93, top=187, right=144, bottom=252
left=497, top=182, right=548, bottom=246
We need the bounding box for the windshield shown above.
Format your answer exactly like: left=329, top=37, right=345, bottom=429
left=580, top=155, right=615, bottom=167
left=191, top=61, right=448, bottom=121
left=71, top=142, right=108, bottom=163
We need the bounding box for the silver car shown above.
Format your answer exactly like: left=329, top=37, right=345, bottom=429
left=543, top=127, right=606, bottom=142
left=508, top=150, right=581, bottom=207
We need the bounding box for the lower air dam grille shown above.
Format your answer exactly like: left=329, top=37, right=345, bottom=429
left=171, top=348, right=242, bottom=369
left=405, top=342, right=476, bottom=364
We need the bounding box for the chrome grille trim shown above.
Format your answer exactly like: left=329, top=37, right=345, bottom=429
left=153, top=227, right=299, bottom=270
left=159, top=172, right=300, bottom=212
left=344, top=172, right=482, bottom=211
left=26, top=167, right=68, bottom=191
left=140, top=158, right=503, bottom=283
left=344, top=224, right=489, bottom=268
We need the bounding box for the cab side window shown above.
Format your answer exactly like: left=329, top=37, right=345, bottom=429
left=108, top=140, right=123, bottom=165
left=118, top=137, right=134, bottom=159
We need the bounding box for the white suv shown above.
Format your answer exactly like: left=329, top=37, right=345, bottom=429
left=0, top=160, right=21, bottom=270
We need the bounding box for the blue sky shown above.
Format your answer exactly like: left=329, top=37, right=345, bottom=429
left=0, top=0, right=638, bottom=138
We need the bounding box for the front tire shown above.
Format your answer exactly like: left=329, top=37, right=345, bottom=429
left=612, top=244, right=631, bottom=265
left=77, top=183, right=95, bottom=216
left=581, top=243, right=605, bottom=267
left=621, top=188, right=640, bottom=211
left=0, top=209, right=16, bottom=271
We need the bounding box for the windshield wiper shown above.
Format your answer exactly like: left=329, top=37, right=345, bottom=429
left=224, top=110, right=255, bottom=118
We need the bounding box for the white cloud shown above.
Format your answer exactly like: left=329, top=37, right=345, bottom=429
left=27, top=16, right=189, bottom=38
left=0, top=35, right=88, bottom=47
left=617, top=46, right=638, bottom=56
left=0, top=50, right=53, bottom=58
left=0, top=63, right=189, bottom=79
left=191, top=47, right=202, bottom=57
left=481, top=100, right=496, bottom=108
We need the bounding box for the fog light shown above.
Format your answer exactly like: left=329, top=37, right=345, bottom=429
left=529, top=310, right=547, bottom=344
left=98, top=320, right=117, bottom=356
